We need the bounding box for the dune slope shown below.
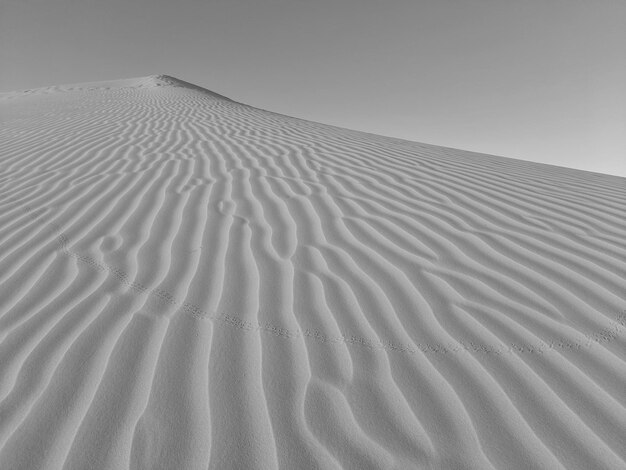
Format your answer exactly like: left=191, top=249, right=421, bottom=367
left=0, top=75, right=625, bottom=470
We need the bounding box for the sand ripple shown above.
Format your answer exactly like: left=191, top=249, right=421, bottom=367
left=1, top=75, right=625, bottom=469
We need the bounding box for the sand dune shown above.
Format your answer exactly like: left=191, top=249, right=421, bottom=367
left=1, top=75, right=625, bottom=469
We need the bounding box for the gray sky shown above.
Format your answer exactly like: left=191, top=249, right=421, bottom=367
left=2, top=0, right=625, bottom=176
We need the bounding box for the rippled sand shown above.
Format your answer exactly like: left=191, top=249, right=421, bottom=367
left=1, top=75, right=625, bottom=470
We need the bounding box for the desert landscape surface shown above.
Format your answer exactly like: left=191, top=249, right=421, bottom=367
left=0, top=75, right=625, bottom=469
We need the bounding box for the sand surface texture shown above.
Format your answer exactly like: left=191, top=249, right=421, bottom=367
left=1, top=76, right=625, bottom=470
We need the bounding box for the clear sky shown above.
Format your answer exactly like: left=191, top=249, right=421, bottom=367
left=2, top=0, right=625, bottom=176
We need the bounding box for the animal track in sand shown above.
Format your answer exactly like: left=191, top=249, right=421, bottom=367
left=20, top=204, right=626, bottom=358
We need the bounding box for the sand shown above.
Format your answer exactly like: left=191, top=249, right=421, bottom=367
left=0, top=75, right=625, bottom=470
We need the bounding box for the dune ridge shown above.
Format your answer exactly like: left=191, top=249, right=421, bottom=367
left=1, top=75, right=625, bottom=469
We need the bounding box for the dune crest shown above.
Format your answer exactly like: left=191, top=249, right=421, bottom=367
left=1, top=76, right=625, bottom=470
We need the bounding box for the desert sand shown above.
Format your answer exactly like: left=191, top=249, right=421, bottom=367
left=0, top=75, right=625, bottom=470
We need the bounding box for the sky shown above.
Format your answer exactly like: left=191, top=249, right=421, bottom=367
left=2, top=0, right=625, bottom=177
